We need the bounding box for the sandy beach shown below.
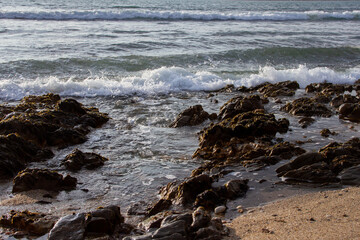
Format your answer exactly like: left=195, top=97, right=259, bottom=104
left=226, top=187, right=360, bottom=240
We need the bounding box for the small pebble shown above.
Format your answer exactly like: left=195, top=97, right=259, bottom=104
left=214, top=206, right=226, bottom=214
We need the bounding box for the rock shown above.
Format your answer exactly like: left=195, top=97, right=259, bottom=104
left=194, top=227, right=222, bottom=240
left=305, top=83, right=348, bottom=95
left=339, top=165, right=360, bottom=185
left=155, top=233, right=186, bottom=240
left=62, top=149, right=108, bottom=172
left=0, top=134, right=53, bottom=179
left=268, top=142, right=305, bottom=159
left=218, top=95, right=264, bottom=120
left=330, top=94, right=358, bottom=108
left=298, top=117, right=315, bottom=128
left=190, top=207, right=211, bottom=232
left=159, top=174, right=212, bottom=206
left=161, top=213, right=193, bottom=228
left=56, top=99, right=87, bottom=115
left=281, top=97, right=332, bottom=117
left=152, top=220, right=187, bottom=239
left=194, top=189, right=222, bottom=210
left=193, top=110, right=289, bottom=160
left=147, top=199, right=172, bottom=216
left=256, top=81, right=300, bottom=97
left=169, top=105, right=211, bottom=128
left=86, top=206, right=124, bottom=235
left=12, top=168, right=77, bottom=193
left=127, top=201, right=148, bottom=216
left=214, top=206, right=226, bottom=214
left=0, top=210, right=58, bottom=236
left=339, top=103, right=360, bottom=122
left=48, top=213, right=86, bottom=240
left=224, top=179, right=249, bottom=199
left=320, top=129, right=337, bottom=137
left=276, top=153, right=325, bottom=177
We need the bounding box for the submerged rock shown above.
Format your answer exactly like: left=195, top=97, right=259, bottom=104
left=62, top=148, right=108, bottom=172
left=169, top=105, right=212, bottom=128
left=12, top=168, right=77, bottom=193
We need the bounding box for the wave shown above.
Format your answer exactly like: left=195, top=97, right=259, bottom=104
left=0, top=10, right=359, bottom=21
left=1, top=65, right=359, bottom=101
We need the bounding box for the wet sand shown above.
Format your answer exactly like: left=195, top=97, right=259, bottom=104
left=226, top=187, right=360, bottom=240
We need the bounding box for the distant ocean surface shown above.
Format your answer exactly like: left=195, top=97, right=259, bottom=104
left=0, top=0, right=360, bottom=100
left=1, top=0, right=360, bottom=216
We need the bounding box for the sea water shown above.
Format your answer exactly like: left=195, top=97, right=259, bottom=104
left=0, top=0, right=360, bottom=218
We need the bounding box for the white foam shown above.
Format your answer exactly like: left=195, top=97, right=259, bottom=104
left=0, top=10, right=359, bottom=21
left=0, top=65, right=359, bottom=101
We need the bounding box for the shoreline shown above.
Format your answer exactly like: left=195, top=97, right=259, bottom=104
left=225, top=186, right=360, bottom=240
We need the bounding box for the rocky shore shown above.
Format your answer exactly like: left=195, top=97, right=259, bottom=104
left=1, top=80, right=360, bottom=239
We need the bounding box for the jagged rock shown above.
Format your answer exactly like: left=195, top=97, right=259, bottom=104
left=12, top=168, right=77, bottom=193
left=298, top=117, right=315, bottom=128
left=224, top=179, right=249, bottom=200
left=320, top=129, right=337, bottom=137
left=86, top=206, right=124, bottom=235
left=281, top=97, right=332, bottom=117
left=0, top=210, right=58, bottom=236
left=218, top=95, right=264, bottom=120
left=257, top=80, right=299, bottom=97
left=48, top=213, right=86, bottom=240
left=190, top=207, right=211, bottom=232
left=339, top=103, right=360, bottom=122
left=330, top=94, right=358, bottom=108
left=194, top=190, right=222, bottom=210
left=147, top=199, right=172, bottom=217
left=62, top=149, right=108, bottom=172
left=193, top=110, right=289, bottom=160
left=56, top=99, right=87, bottom=115
left=169, top=105, right=211, bottom=128
left=305, top=83, right=348, bottom=95
left=276, top=153, right=325, bottom=177
left=0, top=134, right=53, bottom=179
left=152, top=220, right=187, bottom=239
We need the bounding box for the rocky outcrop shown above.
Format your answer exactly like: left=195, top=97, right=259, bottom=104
left=0, top=210, right=58, bottom=236
left=339, top=103, right=360, bottom=122
left=281, top=97, right=332, bottom=117
left=218, top=95, right=264, bottom=120
left=169, top=105, right=215, bottom=128
left=49, top=205, right=127, bottom=240
left=256, top=80, right=300, bottom=97
left=277, top=138, right=360, bottom=185
left=0, top=93, right=109, bottom=179
left=62, top=149, right=108, bottom=172
left=12, top=168, right=77, bottom=193
left=305, top=82, right=351, bottom=95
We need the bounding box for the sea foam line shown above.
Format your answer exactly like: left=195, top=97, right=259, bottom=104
left=0, top=10, right=359, bottom=21
left=0, top=66, right=359, bottom=101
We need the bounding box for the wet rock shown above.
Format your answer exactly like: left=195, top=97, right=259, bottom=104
left=268, top=142, right=305, bottom=159
left=194, top=190, right=222, bottom=210
left=48, top=213, right=86, bottom=240
left=0, top=134, right=53, bottom=179
left=194, top=110, right=289, bottom=160
left=0, top=210, right=57, bottom=236
left=320, top=129, right=337, bottom=137
left=281, top=97, right=332, bottom=117
left=330, top=94, right=358, bottom=108
left=62, top=148, right=108, bottom=172
left=257, top=80, right=299, bottom=97
left=214, top=206, right=226, bottom=214
left=305, top=83, right=348, bottom=95
left=339, top=165, right=360, bottom=185
left=12, top=168, right=77, bottom=193
left=161, top=213, right=193, bottom=228
left=194, top=227, right=222, bottom=240
left=56, top=99, right=87, bottom=115
left=159, top=174, right=212, bottom=206
left=127, top=201, right=148, bottom=216
left=276, top=153, right=325, bottom=177
left=224, top=179, right=249, bottom=200
left=169, top=105, right=211, bottom=128
left=339, top=103, right=360, bottom=122
left=86, top=206, right=124, bottom=235
left=218, top=95, right=264, bottom=120
left=147, top=199, right=172, bottom=216
left=298, top=117, right=315, bottom=128
left=213, top=84, right=235, bottom=93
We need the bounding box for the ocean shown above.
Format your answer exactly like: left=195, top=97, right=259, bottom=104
left=0, top=0, right=360, bottom=218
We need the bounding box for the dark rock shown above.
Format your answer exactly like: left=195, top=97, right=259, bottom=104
left=194, top=227, right=222, bottom=240
left=0, top=210, right=57, bottom=236
left=193, top=110, right=289, bottom=160
left=213, top=84, right=235, bottom=93
left=298, top=117, right=315, bottom=128
left=56, top=99, right=87, bottom=115
left=127, top=201, right=148, bottom=216
left=0, top=134, right=53, bottom=179
left=305, top=83, right=347, bottom=95
left=147, top=199, right=172, bottom=216
left=48, top=213, right=86, bottom=240
left=281, top=97, right=332, bottom=117
left=339, top=103, right=360, bottom=122
left=190, top=207, right=211, bottom=232
left=12, top=168, right=77, bottom=193
left=339, top=165, right=360, bottom=185
left=330, top=94, right=358, bottom=108
left=194, top=189, right=221, bottom=210
left=268, top=142, right=305, bottom=159
left=156, top=233, right=186, bottom=240
left=218, top=95, right=264, bottom=120
left=62, top=148, right=108, bottom=172
left=161, top=213, right=193, bottom=228
left=320, top=129, right=337, bottom=137
left=152, top=220, right=187, bottom=239
left=86, top=205, right=124, bottom=235
left=224, top=179, right=249, bottom=200
left=169, top=105, right=211, bottom=128
left=257, top=81, right=299, bottom=97
left=276, top=153, right=325, bottom=177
